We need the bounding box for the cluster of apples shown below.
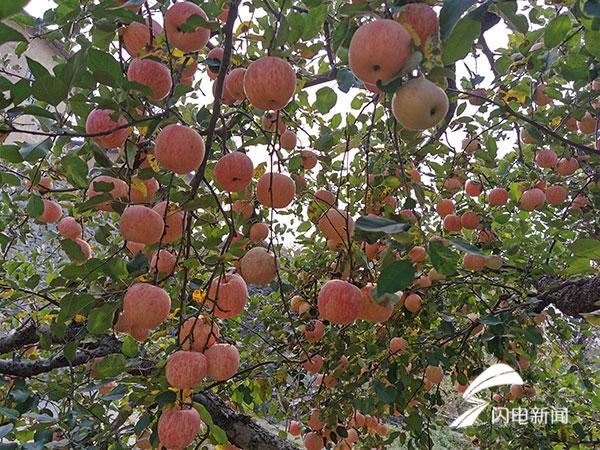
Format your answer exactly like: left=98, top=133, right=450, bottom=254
left=157, top=326, right=240, bottom=449
left=347, top=4, right=449, bottom=131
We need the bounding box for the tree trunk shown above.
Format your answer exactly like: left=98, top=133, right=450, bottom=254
left=536, top=276, right=600, bottom=317
left=194, top=392, right=298, bottom=450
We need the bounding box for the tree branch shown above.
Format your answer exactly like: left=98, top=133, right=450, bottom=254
left=0, top=322, right=38, bottom=354
left=193, top=391, right=298, bottom=450
left=304, top=68, right=338, bottom=88
left=0, top=334, right=121, bottom=377
left=534, top=275, right=600, bottom=317
left=188, top=0, right=242, bottom=198
left=448, top=88, right=600, bottom=155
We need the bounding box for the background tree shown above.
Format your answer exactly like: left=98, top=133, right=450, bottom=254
left=0, top=0, right=598, bottom=449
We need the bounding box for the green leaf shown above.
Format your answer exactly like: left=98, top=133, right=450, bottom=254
left=156, top=390, right=177, bottom=406
left=19, top=138, right=51, bottom=162
left=336, top=67, right=359, bottom=93
left=96, top=354, right=126, bottom=378
left=442, top=17, right=481, bottom=65
left=374, top=379, right=396, bottom=403
left=195, top=403, right=214, bottom=427
left=494, top=1, right=528, bottom=33
left=428, top=240, right=458, bottom=276
left=558, top=54, right=590, bottom=81
left=584, top=29, right=600, bottom=58
left=332, top=19, right=351, bottom=53
left=9, top=79, right=30, bottom=105
left=0, top=145, right=23, bottom=163
left=57, top=294, right=95, bottom=323
left=0, top=172, right=20, bottom=186
left=121, top=335, right=139, bottom=357
left=0, top=407, right=20, bottom=419
left=63, top=340, right=78, bottom=362
left=88, top=48, right=122, bottom=86
left=26, top=56, right=50, bottom=79
left=87, top=303, right=117, bottom=335
left=0, top=22, right=27, bottom=45
left=315, top=86, right=337, bottom=114
left=26, top=194, right=44, bottom=217
left=302, top=4, right=328, bottom=40
left=103, top=257, right=129, bottom=280
left=0, top=1, right=29, bottom=20
left=544, top=15, right=572, bottom=48
left=60, top=239, right=86, bottom=262
left=127, top=252, right=149, bottom=277
left=377, top=51, right=423, bottom=93
left=570, top=239, right=600, bottom=258
left=524, top=327, right=543, bottom=345
left=449, top=239, right=485, bottom=255
left=355, top=216, right=410, bottom=234
left=31, top=76, right=69, bottom=106
left=61, top=153, right=88, bottom=188
left=178, top=13, right=219, bottom=33
left=134, top=413, right=151, bottom=434
left=377, top=260, right=415, bottom=296
left=439, top=0, right=476, bottom=40
left=210, top=425, right=228, bottom=445
left=10, top=104, right=56, bottom=119
left=583, top=0, right=600, bottom=17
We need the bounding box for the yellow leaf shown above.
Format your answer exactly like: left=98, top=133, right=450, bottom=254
left=193, top=289, right=206, bottom=304
left=551, top=116, right=562, bottom=128
left=171, top=48, right=185, bottom=59
left=74, top=314, right=86, bottom=323
left=235, top=21, right=252, bottom=36
left=145, top=153, right=159, bottom=172
left=168, top=307, right=181, bottom=320
left=1, top=289, right=14, bottom=299
left=254, top=162, right=266, bottom=179
left=502, top=89, right=527, bottom=104
left=131, top=177, right=147, bottom=199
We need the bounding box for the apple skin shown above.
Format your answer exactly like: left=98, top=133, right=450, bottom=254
left=394, top=3, right=439, bottom=47
left=348, top=19, right=413, bottom=85
left=392, top=78, right=449, bottom=130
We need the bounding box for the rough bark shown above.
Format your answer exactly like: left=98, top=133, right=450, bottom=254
left=193, top=391, right=298, bottom=450
left=0, top=321, right=39, bottom=354
left=0, top=334, right=121, bottom=377
left=535, top=276, right=600, bottom=317
left=0, top=322, right=87, bottom=356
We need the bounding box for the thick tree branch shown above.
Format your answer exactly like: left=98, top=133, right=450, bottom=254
left=0, top=322, right=38, bottom=354
left=0, top=322, right=88, bottom=355
left=193, top=391, right=298, bottom=450
left=0, top=334, right=121, bottom=377
left=534, top=275, right=600, bottom=317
